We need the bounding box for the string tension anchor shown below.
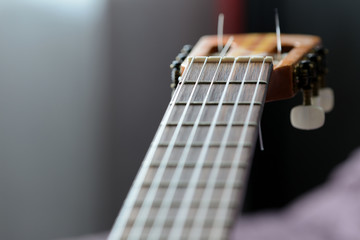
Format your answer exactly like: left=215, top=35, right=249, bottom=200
left=291, top=60, right=325, bottom=130
left=170, top=45, right=192, bottom=93
left=313, top=47, right=334, bottom=112
left=290, top=46, right=334, bottom=130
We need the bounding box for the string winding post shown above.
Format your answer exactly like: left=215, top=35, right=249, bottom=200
left=217, top=13, right=224, bottom=53
left=275, top=8, right=282, bottom=61
left=220, top=36, right=234, bottom=57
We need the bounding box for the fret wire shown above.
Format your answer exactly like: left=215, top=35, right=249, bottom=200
left=141, top=180, right=242, bottom=189
left=107, top=57, right=196, bottom=240
left=149, top=161, right=247, bottom=169
left=148, top=58, right=225, bottom=239
left=133, top=198, right=238, bottom=208
left=166, top=121, right=258, bottom=126
left=126, top=217, right=233, bottom=229
left=188, top=58, right=252, bottom=239
left=127, top=58, right=210, bottom=239
left=169, top=58, right=240, bottom=240
left=157, top=142, right=252, bottom=148
left=174, top=101, right=262, bottom=105
left=184, top=80, right=267, bottom=84
left=209, top=58, right=269, bottom=240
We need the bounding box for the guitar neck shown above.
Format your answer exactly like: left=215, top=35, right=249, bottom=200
left=110, top=56, right=273, bottom=240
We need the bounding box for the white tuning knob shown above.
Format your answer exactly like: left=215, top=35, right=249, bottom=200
left=290, top=105, right=325, bottom=130
left=311, top=95, right=321, bottom=107
left=311, top=88, right=334, bottom=113
left=319, top=87, right=334, bottom=112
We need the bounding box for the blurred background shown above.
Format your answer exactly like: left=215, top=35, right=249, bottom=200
left=1, top=0, right=359, bottom=239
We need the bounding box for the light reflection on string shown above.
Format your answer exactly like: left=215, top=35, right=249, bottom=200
left=169, top=57, right=239, bottom=239
left=127, top=57, right=209, bottom=239
left=188, top=57, right=252, bottom=239
left=209, top=58, right=267, bottom=240
left=148, top=57, right=224, bottom=239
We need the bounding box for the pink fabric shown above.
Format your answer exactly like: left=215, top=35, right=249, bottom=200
left=231, top=148, right=360, bottom=240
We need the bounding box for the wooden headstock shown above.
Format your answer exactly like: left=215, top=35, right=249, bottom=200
left=183, top=33, right=322, bottom=102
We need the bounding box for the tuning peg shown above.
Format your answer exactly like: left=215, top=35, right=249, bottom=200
left=291, top=60, right=325, bottom=130
left=312, top=47, right=334, bottom=113
left=291, top=88, right=325, bottom=130
left=170, top=45, right=193, bottom=92
left=291, top=105, right=325, bottom=130
left=311, top=86, right=334, bottom=113
left=306, top=50, right=334, bottom=113
left=318, top=87, right=334, bottom=112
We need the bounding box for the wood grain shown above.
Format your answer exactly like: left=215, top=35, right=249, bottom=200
left=185, top=33, right=321, bottom=102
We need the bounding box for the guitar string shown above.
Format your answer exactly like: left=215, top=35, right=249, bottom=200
left=209, top=58, right=267, bottom=240
left=188, top=58, right=252, bottom=239
left=220, top=36, right=234, bottom=57
left=258, top=120, right=264, bottom=151
left=127, top=57, right=209, bottom=239
left=148, top=58, right=224, bottom=239
left=169, top=58, right=239, bottom=240
left=107, top=57, right=196, bottom=240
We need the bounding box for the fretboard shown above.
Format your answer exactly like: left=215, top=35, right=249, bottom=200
left=109, top=56, right=273, bottom=240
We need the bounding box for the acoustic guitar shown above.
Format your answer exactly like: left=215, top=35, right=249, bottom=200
left=108, top=33, right=331, bottom=240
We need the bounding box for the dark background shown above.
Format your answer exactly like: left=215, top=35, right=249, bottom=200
left=1, top=0, right=359, bottom=239
left=244, top=0, right=360, bottom=211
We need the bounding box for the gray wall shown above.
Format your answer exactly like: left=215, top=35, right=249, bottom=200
left=0, top=1, right=115, bottom=239
left=0, top=0, right=215, bottom=239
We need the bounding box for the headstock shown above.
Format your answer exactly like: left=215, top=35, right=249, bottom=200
left=171, top=33, right=333, bottom=130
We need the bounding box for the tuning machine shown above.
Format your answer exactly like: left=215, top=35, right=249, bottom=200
left=313, top=47, right=334, bottom=112
left=290, top=46, right=334, bottom=130
left=170, top=45, right=193, bottom=93
left=291, top=60, right=325, bottom=130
